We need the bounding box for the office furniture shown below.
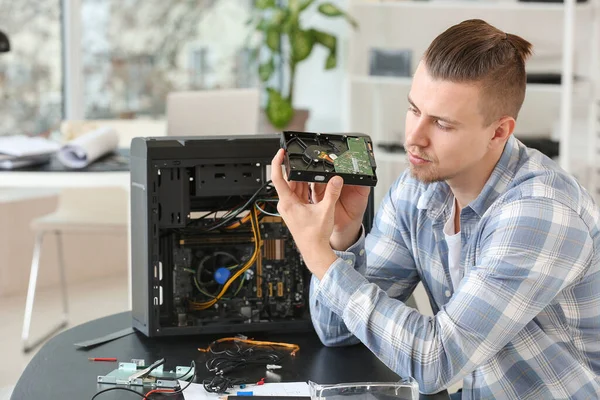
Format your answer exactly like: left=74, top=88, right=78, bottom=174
left=166, top=89, right=260, bottom=136
left=11, top=311, right=450, bottom=400
left=21, top=187, right=128, bottom=353
left=0, top=189, right=59, bottom=297
left=0, top=151, right=130, bottom=352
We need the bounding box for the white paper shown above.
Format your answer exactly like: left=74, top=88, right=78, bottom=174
left=56, top=126, right=119, bottom=169
left=0, top=135, right=60, bottom=157
left=179, top=381, right=310, bottom=400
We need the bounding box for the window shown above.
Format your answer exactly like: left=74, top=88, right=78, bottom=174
left=0, top=0, right=63, bottom=136
left=0, top=0, right=258, bottom=136
left=80, top=0, right=257, bottom=119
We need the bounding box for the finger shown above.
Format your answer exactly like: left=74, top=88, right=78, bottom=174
left=350, top=184, right=371, bottom=198
left=289, top=180, right=297, bottom=194
left=301, top=181, right=310, bottom=202
left=293, top=181, right=310, bottom=203
left=322, top=176, right=344, bottom=209
left=311, top=182, right=327, bottom=203
left=270, top=149, right=293, bottom=199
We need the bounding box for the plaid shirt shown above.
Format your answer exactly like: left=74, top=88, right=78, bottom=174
left=310, top=136, right=600, bottom=399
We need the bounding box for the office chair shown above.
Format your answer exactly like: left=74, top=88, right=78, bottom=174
left=166, top=88, right=260, bottom=136
left=21, top=187, right=128, bottom=353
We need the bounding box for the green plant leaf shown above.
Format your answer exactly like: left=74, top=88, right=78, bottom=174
left=252, top=18, right=270, bottom=32
left=282, top=11, right=298, bottom=34
left=291, top=30, right=314, bottom=63
left=271, top=9, right=287, bottom=26
left=317, top=3, right=358, bottom=28
left=256, top=0, right=276, bottom=9
left=312, top=29, right=336, bottom=51
left=288, top=0, right=300, bottom=13
left=259, top=58, right=275, bottom=82
left=266, top=27, right=280, bottom=51
left=266, top=88, right=294, bottom=129
left=299, top=0, right=317, bottom=11
left=325, top=51, right=337, bottom=69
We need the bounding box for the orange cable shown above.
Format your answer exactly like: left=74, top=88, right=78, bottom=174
left=198, top=337, right=300, bottom=356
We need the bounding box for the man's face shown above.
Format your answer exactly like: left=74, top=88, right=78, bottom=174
left=404, top=63, right=497, bottom=184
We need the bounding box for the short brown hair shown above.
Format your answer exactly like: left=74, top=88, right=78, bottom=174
left=423, top=19, right=533, bottom=126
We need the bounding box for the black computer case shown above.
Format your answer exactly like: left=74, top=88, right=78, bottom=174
left=130, top=135, right=375, bottom=337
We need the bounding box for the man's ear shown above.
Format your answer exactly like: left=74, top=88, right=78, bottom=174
left=490, top=116, right=515, bottom=147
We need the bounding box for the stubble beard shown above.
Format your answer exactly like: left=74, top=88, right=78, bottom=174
left=408, top=163, right=446, bottom=184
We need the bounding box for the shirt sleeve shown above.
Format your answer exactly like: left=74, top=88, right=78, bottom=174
left=309, top=179, right=421, bottom=347
left=312, top=197, right=593, bottom=394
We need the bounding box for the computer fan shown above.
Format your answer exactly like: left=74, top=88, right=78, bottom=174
left=280, top=131, right=378, bottom=187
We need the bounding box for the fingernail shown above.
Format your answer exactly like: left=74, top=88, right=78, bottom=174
left=331, top=177, right=343, bottom=187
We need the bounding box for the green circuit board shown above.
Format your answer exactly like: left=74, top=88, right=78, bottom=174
left=333, top=137, right=374, bottom=176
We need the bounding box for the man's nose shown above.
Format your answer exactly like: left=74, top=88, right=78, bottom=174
left=405, top=117, right=429, bottom=148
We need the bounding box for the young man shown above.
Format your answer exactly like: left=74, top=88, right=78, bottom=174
left=271, top=19, right=600, bottom=400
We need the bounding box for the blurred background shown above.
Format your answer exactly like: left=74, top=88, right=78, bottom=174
left=0, top=0, right=598, bottom=397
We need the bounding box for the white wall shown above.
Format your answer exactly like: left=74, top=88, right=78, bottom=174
left=295, top=2, right=597, bottom=135
left=294, top=0, right=350, bottom=132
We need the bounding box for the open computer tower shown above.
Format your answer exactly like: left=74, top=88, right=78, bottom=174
left=130, top=135, right=375, bottom=337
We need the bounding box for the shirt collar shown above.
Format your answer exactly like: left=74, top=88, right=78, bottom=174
left=417, top=135, right=520, bottom=220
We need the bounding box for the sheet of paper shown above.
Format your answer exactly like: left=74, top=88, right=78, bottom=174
left=247, top=382, right=310, bottom=396
left=180, top=381, right=310, bottom=400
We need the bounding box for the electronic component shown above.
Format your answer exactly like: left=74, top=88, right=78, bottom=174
left=281, top=131, right=378, bottom=187
left=97, top=359, right=194, bottom=389
left=130, top=135, right=375, bottom=337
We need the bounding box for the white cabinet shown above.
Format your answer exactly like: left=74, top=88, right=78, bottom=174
left=345, top=0, right=600, bottom=205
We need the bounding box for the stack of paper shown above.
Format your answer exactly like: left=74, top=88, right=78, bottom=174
left=0, top=135, right=61, bottom=169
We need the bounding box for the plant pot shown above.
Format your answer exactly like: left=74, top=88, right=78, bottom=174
left=259, top=108, right=310, bottom=134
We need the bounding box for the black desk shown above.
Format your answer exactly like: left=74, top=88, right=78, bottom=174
left=12, top=312, right=449, bottom=400
left=17, top=148, right=130, bottom=172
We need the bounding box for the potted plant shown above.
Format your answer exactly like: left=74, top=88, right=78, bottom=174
left=249, top=0, right=357, bottom=132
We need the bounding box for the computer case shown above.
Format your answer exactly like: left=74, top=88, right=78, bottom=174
left=130, top=135, right=375, bottom=337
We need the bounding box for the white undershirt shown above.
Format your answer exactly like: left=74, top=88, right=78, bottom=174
left=444, top=197, right=463, bottom=290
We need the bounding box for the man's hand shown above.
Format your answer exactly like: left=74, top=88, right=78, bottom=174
left=270, top=149, right=369, bottom=279
left=310, top=178, right=370, bottom=251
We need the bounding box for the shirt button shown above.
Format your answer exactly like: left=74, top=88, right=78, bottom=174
left=346, top=259, right=353, bottom=265
left=359, top=249, right=365, bottom=256
left=445, top=290, right=452, bottom=298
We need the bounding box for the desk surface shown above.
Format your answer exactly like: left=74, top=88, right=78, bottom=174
left=12, top=312, right=449, bottom=400
left=0, top=149, right=130, bottom=189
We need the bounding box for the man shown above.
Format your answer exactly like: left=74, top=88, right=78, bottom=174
left=271, top=19, right=600, bottom=400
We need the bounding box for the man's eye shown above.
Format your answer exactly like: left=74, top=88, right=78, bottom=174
left=408, top=107, right=419, bottom=115
left=435, top=120, right=451, bottom=131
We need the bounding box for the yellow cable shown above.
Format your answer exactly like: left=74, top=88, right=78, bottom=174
left=190, top=207, right=262, bottom=310
left=198, top=337, right=300, bottom=356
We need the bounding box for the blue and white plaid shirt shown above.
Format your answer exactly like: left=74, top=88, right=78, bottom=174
left=310, top=136, right=600, bottom=399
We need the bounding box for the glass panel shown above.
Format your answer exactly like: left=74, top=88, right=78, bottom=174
left=81, top=0, right=256, bottom=119
left=0, top=1, right=63, bottom=136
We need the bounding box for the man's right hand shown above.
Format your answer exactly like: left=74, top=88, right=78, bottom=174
left=310, top=180, right=371, bottom=251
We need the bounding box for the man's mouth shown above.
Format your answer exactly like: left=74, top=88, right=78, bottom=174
left=408, top=151, right=431, bottom=165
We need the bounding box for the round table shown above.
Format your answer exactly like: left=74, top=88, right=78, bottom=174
left=12, top=311, right=449, bottom=400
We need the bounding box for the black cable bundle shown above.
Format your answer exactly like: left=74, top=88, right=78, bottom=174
left=202, top=340, right=286, bottom=393
left=203, top=375, right=250, bottom=393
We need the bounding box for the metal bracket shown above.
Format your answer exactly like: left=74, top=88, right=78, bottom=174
left=97, top=360, right=194, bottom=389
